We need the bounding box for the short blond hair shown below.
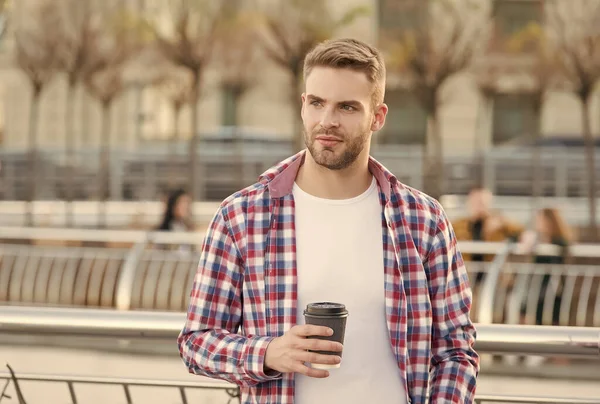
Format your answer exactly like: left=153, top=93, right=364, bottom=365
left=303, top=38, right=386, bottom=108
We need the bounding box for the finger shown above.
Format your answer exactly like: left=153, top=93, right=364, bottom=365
left=292, top=350, right=341, bottom=366
left=292, top=324, right=333, bottom=337
left=301, top=338, right=344, bottom=353
left=290, top=361, right=330, bottom=379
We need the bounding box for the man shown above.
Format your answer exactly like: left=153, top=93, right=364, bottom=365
left=178, top=38, right=479, bottom=404
left=453, top=187, right=524, bottom=263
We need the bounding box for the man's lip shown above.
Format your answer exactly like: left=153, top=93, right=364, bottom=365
left=315, top=135, right=342, bottom=141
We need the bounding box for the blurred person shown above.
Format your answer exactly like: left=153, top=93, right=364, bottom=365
left=453, top=187, right=525, bottom=284
left=178, top=38, right=478, bottom=404
left=520, top=208, right=573, bottom=326
left=157, top=188, right=194, bottom=232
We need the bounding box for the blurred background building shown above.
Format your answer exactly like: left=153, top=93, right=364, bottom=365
left=0, top=0, right=598, bottom=151
left=0, top=0, right=597, bottom=239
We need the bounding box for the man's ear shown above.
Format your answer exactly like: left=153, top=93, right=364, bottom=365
left=371, top=103, right=388, bottom=132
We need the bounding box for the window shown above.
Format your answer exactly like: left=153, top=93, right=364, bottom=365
left=380, top=89, right=427, bottom=145
left=221, top=84, right=241, bottom=127
left=378, top=0, right=427, bottom=33
left=493, top=0, right=542, bottom=42
left=492, top=93, right=540, bottom=144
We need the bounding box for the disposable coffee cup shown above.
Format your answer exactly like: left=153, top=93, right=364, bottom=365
left=303, top=302, right=349, bottom=370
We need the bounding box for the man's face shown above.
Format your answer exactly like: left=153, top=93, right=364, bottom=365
left=301, top=67, right=387, bottom=170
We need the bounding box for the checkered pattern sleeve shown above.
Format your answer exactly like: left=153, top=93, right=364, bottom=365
left=426, top=207, right=480, bottom=403
left=177, top=208, right=281, bottom=387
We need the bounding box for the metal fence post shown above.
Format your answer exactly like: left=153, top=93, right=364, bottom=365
left=179, top=387, right=188, bottom=404
left=115, top=240, right=148, bottom=310
left=67, top=381, right=78, bottom=404
left=477, top=241, right=516, bottom=324
left=123, top=384, right=132, bottom=404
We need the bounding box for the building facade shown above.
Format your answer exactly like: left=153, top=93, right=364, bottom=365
left=0, top=0, right=597, bottom=154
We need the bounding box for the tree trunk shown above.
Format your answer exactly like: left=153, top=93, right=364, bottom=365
left=134, top=83, right=144, bottom=147
left=425, top=106, right=443, bottom=200
left=65, top=82, right=76, bottom=227
left=473, top=94, right=488, bottom=186
left=169, top=102, right=181, bottom=187
left=291, top=73, right=304, bottom=153
left=233, top=89, right=245, bottom=190
left=189, top=70, right=201, bottom=202
left=170, top=103, right=181, bottom=160
left=581, top=95, right=598, bottom=241
left=530, top=102, right=544, bottom=213
left=98, top=100, right=112, bottom=229
left=473, top=95, right=490, bottom=188
left=26, top=89, right=41, bottom=227
left=81, top=89, right=91, bottom=148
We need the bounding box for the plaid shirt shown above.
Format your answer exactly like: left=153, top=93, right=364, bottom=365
left=178, top=151, right=479, bottom=404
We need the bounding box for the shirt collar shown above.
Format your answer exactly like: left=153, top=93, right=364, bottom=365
left=261, top=150, right=397, bottom=201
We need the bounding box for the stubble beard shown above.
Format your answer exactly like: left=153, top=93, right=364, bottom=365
left=304, top=126, right=371, bottom=171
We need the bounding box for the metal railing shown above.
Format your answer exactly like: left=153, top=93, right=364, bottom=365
left=2, top=147, right=600, bottom=201
left=0, top=196, right=598, bottom=229
left=2, top=227, right=600, bottom=324
left=2, top=226, right=599, bottom=257
left=469, top=242, right=600, bottom=327
left=0, top=200, right=221, bottom=229
left=1, top=371, right=599, bottom=404
left=0, top=367, right=239, bottom=404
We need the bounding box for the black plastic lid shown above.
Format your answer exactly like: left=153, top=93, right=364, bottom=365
left=304, top=302, right=348, bottom=316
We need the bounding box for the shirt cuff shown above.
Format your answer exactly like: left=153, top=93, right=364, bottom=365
left=242, top=336, right=283, bottom=382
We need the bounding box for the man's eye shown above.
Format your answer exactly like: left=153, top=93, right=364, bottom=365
left=341, top=105, right=355, bottom=111
left=310, top=100, right=322, bottom=107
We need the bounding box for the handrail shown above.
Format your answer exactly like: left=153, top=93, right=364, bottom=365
left=1, top=226, right=600, bottom=257
left=0, top=372, right=233, bottom=390
left=0, top=306, right=598, bottom=359
left=0, top=226, right=147, bottom=243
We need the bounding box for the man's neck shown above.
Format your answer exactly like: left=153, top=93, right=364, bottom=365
left=295, top=152, right=373, bottom=200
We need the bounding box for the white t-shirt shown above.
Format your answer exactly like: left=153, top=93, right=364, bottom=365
left=293, top=177, right=407, bottom=404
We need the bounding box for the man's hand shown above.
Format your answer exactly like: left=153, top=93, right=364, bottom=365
left=264, top=324, right=343, bottom=378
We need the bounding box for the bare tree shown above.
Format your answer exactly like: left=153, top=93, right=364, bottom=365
left=547, top=0, right=600, bottom=241
left=257, top=0, right=368, bottom=152
left=214, top=12, right=261, bottom=188
left=82, top=6, right=140, bottom=228
left=504, top=22, right=562, bottom=206
left=54, top=0, right=101, bottom=226
left=148, top=0, right=235, bottom=201
left=155, top=66, right=195, bottom=191
left=159, top=66, right=195, bottom=158
left=381, top=0, right=489, bottom=199
left=214, top=8, right=258, bottom=112
left=14, top=1, right=60, bottom=226
left=473, top=63, right=502, bottom=187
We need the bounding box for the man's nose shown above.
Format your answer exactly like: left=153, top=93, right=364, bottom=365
left=319, top=107, right=340, bottom=129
